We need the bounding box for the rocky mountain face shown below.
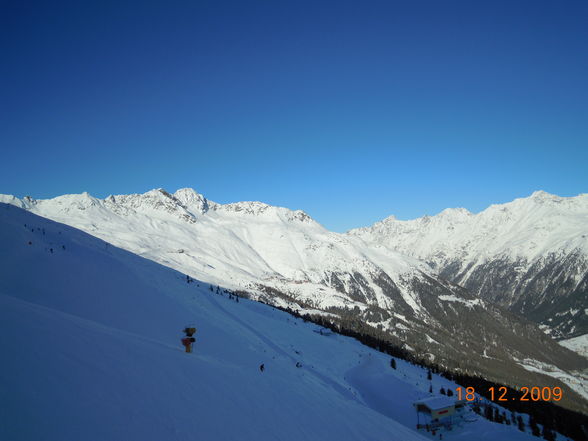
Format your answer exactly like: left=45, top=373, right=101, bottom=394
left=2, top=189, right=587, bottom=411
left=349, top=191, right=588, bottom=340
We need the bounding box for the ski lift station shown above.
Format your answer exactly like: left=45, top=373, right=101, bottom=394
left=414, top=396, right=466, bottom=431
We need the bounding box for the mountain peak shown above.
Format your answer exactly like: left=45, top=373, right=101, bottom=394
left=519, top=190, right=588, bottom=207
left=51, top=191, right=101, bottom=208
left=529, top=190, right=557, bottom=201
left=173, top=188, right=212, bottom=214
left=220, top=200, right=272, bottom=215
left=218, top=200, right=317, bottom=225
left=435, top=207, right=473, bottom=223
left=174, top=187, right=200, bottom=198
left=438, top=207, right=472, bottom=217
left=144, top=188, right=174, bottom=199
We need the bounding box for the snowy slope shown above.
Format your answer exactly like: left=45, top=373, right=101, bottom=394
left=2, top=190, right=587, bottom=413
left=0, top=189, right=486, bottom=347
left=349, top=191, right=588, bottom=339
left=1, top=189, right=429, bottom=307
left=560, top=334, right=588, bottom=360
left=0, top=204, right=555, bottom=441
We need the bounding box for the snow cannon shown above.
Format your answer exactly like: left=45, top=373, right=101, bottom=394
left=183, top=325, right=196, bottom=337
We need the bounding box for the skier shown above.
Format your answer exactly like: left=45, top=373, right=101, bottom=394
left=259, top=363, right=265, bottom=372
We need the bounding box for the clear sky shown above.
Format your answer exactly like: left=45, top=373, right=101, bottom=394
left=2, top=1, right=587, bottom=231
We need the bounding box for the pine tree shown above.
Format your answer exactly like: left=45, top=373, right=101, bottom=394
left=517, top=415, right=525, bottom=432
left=541, top=425, right=555, bottom=441
left=484, top=404, right=495, bottom=422
left=494, top=408, right=502, bottom=424
left=529, top=416, right=540, bottom=436
left=472, top=402, right=481, bottom=415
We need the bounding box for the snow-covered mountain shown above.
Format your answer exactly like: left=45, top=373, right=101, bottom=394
left=349, top=191, right=588, bottom=340
left=2, top=189, right=587, bottom=411
left=2, top=188, right=430, bottom=305
left=0, top=203, right=579, bottom=440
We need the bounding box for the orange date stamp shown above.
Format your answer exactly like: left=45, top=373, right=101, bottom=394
left=456, top=386, right=563, bottom=402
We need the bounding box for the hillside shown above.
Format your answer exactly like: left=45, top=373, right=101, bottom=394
left=0, top=203, right=562, bottom=441
left=2, top=190, right=587, bottom=414
left=348, top=191, right=588, bottom=339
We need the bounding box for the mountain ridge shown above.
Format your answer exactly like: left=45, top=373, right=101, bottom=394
left=347, top=191, right=588, bottom=339
left=4, top=202, right=575, bottom=440
left=2, top=189, right=587, bottom=412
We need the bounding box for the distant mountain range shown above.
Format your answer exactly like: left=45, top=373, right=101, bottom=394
left=5, top=202, right=575, bottom=441
left=2, top=189, right=587, bottom=411
left=349, top=191, right=588, bottom=340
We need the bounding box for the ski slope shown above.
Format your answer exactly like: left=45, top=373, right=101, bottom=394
left=0, top=204, right=547, bottom=441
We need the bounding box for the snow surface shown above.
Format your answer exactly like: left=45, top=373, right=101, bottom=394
left=3, top=189, right=587, bottom=398
left=348, top=191, right=588, bottom=343
left=438, top=295, right=483, bottom=308
left=515, top=358, right=588, bottom=403
left=0, top=189, right=436, bottom=316
left=560, top=334, right=588, bottom=360
left=0, top=204, right=545, bottom=441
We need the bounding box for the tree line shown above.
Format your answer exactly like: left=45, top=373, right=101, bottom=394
left=272, top=304, right=588, bottom=441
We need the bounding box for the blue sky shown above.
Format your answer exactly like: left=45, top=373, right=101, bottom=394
left=2, top=0, right=587, bottom=231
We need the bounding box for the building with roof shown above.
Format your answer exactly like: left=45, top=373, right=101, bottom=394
left=413, top=395, right=457, bottom=431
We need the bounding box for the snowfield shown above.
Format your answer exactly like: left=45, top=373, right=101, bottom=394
left=0, top=203, right=547, bottom=441
left=559, top=334, right=588, bottom=360
left=515, top=358, right=588, bottom=402
left=0, top=189, right=440, bottom=315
